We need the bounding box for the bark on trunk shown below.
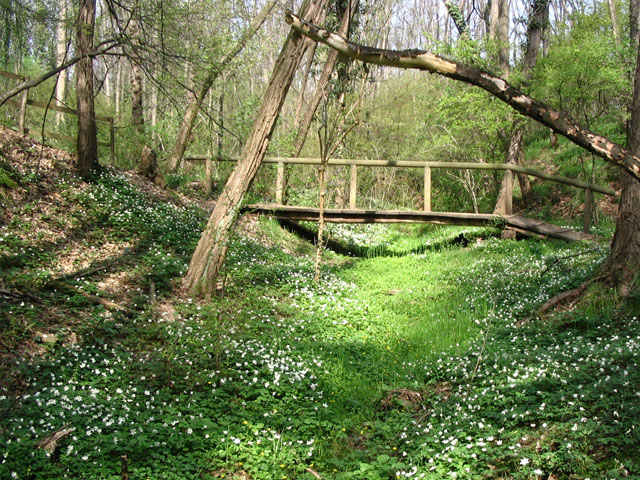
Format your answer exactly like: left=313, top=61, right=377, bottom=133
left=494, top=129, right=531, bottom=212
left=285, top=13, right=640, bottom=179
left=131, top=60, right=144, bottom=133
left=166, top=0, right=278, bottom=173
left=608, top=0, right=621, bottom=48
left=76, top=0, right=99, bottom=179
left=115, top=57, right=122, bottom=119
left=598, top=28, right=640, bottom=296
left=54, top=0, right=67, bottom=127
left=497, top=0, right=509, bottom=75
left=489, top=0, right=499, bottom=40
left=183, top=0, right=330, bottom=296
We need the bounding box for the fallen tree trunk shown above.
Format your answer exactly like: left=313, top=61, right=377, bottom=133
left=284, top=12, right=640, bottom=181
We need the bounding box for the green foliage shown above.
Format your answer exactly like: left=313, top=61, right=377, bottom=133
left=530, top=7, right=630, bottom=126
left=5, top=177, right=635, bottom=479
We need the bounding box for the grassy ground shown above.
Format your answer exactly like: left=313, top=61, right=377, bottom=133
left=1, top=130, right=639, bottom=479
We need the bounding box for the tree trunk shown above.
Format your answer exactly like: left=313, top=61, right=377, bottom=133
left=54, top=0, right=67, bottom=127
left=608, top=0, right=621, bottom=48
left=128, top=6, right=144, bottom=135
left=183, top=0, right=330, bottom=296
left=497, top=0, right=509, bottom=75
left=489, top=0, right=499, bottom=40
left=494, top=0, right=547, bottom=213
left=293, top=0, right=359, bottom=157
left=76, top=0, right=98, bottom=180
left=115, top=57, right=122, bottom=119
left=601, top=173, right=640, bottom=295
left=444, top=0, right=470, bottom=37
left=597, top=1, right=640, bottom=295
left=131, top=59, right=144, bottom=133
left=494, top=129, right=530, bottom=212
left=166, top=0, right=278, bottom=174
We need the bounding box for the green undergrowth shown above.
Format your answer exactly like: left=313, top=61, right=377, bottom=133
left=1, top=167, right=638, bottom=480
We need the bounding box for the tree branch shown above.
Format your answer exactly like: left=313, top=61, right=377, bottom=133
left=0, top=39, right=120, bottom=108
left=284, top=12, right=640, bottom=181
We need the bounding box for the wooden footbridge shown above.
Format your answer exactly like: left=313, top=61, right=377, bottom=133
left=186, top=154, right=617, bottom=242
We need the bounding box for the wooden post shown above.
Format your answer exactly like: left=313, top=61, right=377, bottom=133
left=423, top=166, right=431, bottom=212
left=349, top=163, right=357, bottom=209
left=18, top=88, right=28, bottom=135
left=504, top=169, right=513, bottom=215
left=109, top=118, right=115, bottom=165
left=275, top=161, right=285, bottom=204
left=583, top=187, right=593, bottom=233
left=205, top=156, right=212, bottom=196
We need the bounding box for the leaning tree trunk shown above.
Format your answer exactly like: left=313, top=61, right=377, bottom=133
left=293, top=0, right=359, bottom=157
left=183, top=0, right=330, bottom=296
left=76, top=0, right=99, bottom=179
left=285, top=13, right=640, bottom=178
left=166, top=0, right=278, bottom=174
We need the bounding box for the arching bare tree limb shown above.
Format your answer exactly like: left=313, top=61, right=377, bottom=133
left=0, top=39, right=119, bottom=108
left=284, top=12, right=640, bottom=181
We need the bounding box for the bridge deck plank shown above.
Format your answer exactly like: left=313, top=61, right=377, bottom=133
left=242, top=204, right=597, bottom=243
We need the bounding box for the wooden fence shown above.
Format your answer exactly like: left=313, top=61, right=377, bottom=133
left=0, top=70, right=115, bottom=164
left=186, top=154, right=616, bottom=234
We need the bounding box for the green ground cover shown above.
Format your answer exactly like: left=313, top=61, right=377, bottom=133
left=1, top=168, right=638, bottom=479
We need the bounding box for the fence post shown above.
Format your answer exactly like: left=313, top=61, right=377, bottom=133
left=18, top=88, right=28, bottom=135
left=424, top=166, right=431, bottom=212
left=109, top=118, right=115, bottom=165
left=275, top=162, right=285, bottom=204
left=583, top=187, right=593, bottom=233
left=205, top=156, right=213, bottom=195
left=349, top=164, right=357, bottom=209
left=504, top=169, right=513, bottom=215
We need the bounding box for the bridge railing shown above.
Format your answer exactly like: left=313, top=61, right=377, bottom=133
left=185, top=154, right=617, bottom=233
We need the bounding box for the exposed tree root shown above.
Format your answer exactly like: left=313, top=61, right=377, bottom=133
left=538, top=270, right=624, bottom=315
left=538, top=283, right=591, bottom=314
left=305, top=467, right=324, bottom=479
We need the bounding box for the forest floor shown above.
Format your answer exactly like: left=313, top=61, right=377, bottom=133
left=1, top=127, right=639, bottom=480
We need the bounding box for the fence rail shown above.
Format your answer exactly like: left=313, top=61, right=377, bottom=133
left=185, top=153, right=615, bottom=234
left=0, top=69, right=115, bottom=163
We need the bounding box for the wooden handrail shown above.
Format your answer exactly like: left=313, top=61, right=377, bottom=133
left=2, top=68, right=115, bottom=163
left=185, top=153, right=616, bottom=196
